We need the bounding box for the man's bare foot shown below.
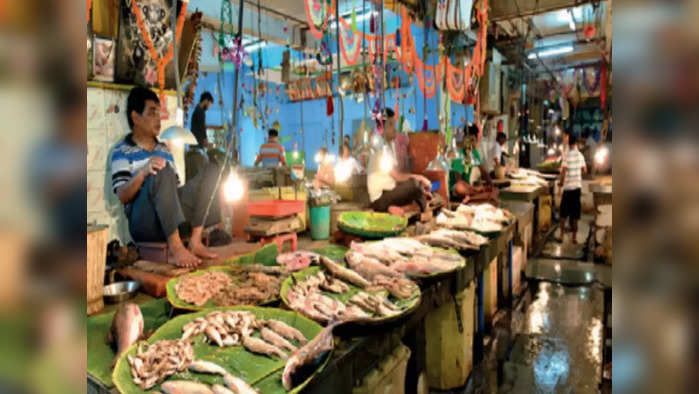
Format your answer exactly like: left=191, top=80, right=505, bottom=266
left=189, top=241, right=219, bottom=259
left=170, top=246, right=201, bottom=268
left=388, top=206, right=405, bottom=217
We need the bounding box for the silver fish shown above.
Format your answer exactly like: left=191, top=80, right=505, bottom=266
left=205, top=325, right=224, bottom=347
left=160, top=380, right=214, bottom=394
left=242, top=336, right=288, bottom=359
left=211, top=384, right=235, bottom=394
left=223, top=374, right=258, bottom=394
left=318, top=255, right=371, bottom=288
left=261, top=327, right=297, bottom=353
left=266, top=320, right=308, bottom=344
left=188, top=360, right=228, bottom=375
left=108, top=302, right=143, bottom=368
left=345, top=251, right=402, bottom=280
left=282, top=321, right=340, bottom=390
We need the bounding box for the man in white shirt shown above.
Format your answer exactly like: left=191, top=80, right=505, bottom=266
left=367, top=109, right=432, bottom=221
left=558, top=133, right=587, bottom=244
left=490, top=132, right=508, bottom=171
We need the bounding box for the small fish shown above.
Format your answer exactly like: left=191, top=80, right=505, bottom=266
left=188, top=360, right=228, bottom=375
left=318, top=256, right=371, bottom=288
left=242, top=336, right=288, bottom=359
left=160, top=380, right=214, bottom=394
left=223, top=374, right=258, bottom=394
left=265, top=320, right=308, bottom=344
left=108, top=302, right=143, bottom=368
left=261, top=327, right=297, bottom=353
left=345, top=251, right=402, bottom=280
left=414, top=234, right=478, bottom=250
left=205, top=325, right=224, bottom=347
left=340, top=305, right=371, bottom=320
left=282, top=321, right=341, bottom=390
left=211, top=384, right=235, bottom=394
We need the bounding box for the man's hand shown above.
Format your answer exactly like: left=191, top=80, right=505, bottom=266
left=412, top=174, right=431, bottom=190
left=141, top=156, right=167, bottom=176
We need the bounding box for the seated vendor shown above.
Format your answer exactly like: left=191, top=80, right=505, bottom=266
left=367, top=108, right=432, bottom=221
left=110, top=87, right=222, bottom=268
left=254, top=128, right=287, bottom=167
left=451, top=124, right=498, bottom=205
left=313, top=147, right=335, bottom=189
left=335, top=143, right=364, bottom=181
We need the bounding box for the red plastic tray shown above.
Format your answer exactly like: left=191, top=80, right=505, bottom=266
left=246, top=200, right=305, bottom=218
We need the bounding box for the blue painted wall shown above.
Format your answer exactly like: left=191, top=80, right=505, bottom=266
left=189, top=6, right=474, bottom=170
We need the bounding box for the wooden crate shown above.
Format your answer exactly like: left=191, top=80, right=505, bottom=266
left=425, top=282, right=475, bottom=389
left=87, top=225, right=108, bottom=315
left=484, top=257, right=498, bottom=324
left=538, top=194, right=552, bottom=232
left=353, top=342, right=411, bottom=394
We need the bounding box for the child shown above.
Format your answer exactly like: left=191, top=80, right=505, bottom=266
left=558, top=133, right=587, bottom=244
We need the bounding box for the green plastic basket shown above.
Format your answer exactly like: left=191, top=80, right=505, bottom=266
left=337, top=211, right=407, bottom=238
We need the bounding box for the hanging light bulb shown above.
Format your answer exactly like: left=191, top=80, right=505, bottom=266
left=223, top=170, right=244, bottom=202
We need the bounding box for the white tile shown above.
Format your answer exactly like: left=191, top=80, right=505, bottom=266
left=87, top=88, right=105, bottom=129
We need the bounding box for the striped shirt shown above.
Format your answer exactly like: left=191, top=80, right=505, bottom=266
left=256, top=142, right=286, bottom=167
left=110, top=133, right=177, bottom=194
left=562, top=147, right=585, bottom=190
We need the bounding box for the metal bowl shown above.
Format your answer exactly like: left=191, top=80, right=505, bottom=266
left=103, top=281, right=140, bottom=304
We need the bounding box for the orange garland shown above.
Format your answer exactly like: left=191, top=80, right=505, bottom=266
left=130, top=0, right=189, bottom=106
left=305, top=0, right=489, bottom=103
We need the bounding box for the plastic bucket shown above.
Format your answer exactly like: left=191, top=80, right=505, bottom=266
left=309, top=205, right=331, bottom=240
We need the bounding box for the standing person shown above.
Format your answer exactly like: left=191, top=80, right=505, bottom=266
left=367, top=108, right=432, bottom=221
left=110, top=87, right=222, bottom=268
left=190, top=92, right=214, bottom=148
left=254, top=129, right=287, bottom=167
left=558, top=133, right=587, bottom=244
left=491, top=131, right=509, bottom=169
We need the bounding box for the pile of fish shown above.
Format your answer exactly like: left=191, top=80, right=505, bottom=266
left=276, top=251, right=321, bottom=272
left=126, top=339, right=195, bottom=390
left=349, top=238, right=465, bottom=276
left=508, top=168, right=549, bottom=186
left=180, top=310, right=307, bottom=360
left=414, top=228, right=489, bottom=251
left=436, top=204, right=513, bottom=234
left=175, top=268, right=283, bottom=308
left=284, top=255, right=416, bottom=323
left=160, top=359, right=262, bottom=394
left=174, top=271, right=234, bottom=306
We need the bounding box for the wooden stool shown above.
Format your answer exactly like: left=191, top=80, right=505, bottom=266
left=259, top=232, right=298, bottom=253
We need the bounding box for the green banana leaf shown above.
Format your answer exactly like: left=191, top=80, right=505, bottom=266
left=167, top=243, right=282, bottom=311
left=311, top=244, right=349, bottom=262
left=87, top=298, right=171, bottom=388
left=337, top=211, right=407, bottom=239
left=113, top=306, right=327, bottom=394
left=279, top=265, right=421, bottom=326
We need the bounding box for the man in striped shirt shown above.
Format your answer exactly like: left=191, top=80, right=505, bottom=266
left=558, top=133, right=587, bottom=244
left=254, top=129, right=287, bottom=167
left=110, top=87, right=221, bottom=267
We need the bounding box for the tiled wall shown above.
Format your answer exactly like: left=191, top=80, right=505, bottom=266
left=87, top=86, right=178, bottom=243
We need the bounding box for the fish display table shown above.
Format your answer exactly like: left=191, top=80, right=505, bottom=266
left=500, top=185, right=550, bottom=252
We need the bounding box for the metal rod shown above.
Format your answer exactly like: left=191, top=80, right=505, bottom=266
left=335, top=0, right=344, bottom=152
left=171, top=0, right=182, bottom=121
left=241, top=0, right=308, bottom=27
left=380, top=0, right=386, bottom=120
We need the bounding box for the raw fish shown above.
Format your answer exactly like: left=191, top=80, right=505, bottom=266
left=223, top=373, right=258, bottom=394
left=282, top=321, right=340, bottom=390
left=242, top=335, right=288, bottom=359
left=212, top=384, right=235, bottom=394
left=265, top=319, right=308, bottom=345
left=161, top=380, right=214, bottom=394
left=345, top=251, right=402, bottom=280
left=108, top=302, right=143, bottom=368
left=261, top=327, right=297, bottom=353
left=318, top=256, right=371, bottom=288
left=188, top=360, right=228, bottom=375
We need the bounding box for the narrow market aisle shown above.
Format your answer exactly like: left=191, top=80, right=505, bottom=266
left=501, top=215, right=604, bottom=394
left=458, top=215, right=605, bottom=394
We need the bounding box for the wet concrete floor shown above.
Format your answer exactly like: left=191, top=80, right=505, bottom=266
left=445, top=216, right=605, bottom=394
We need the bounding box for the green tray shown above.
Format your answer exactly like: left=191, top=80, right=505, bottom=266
left=166, top=243, right=282, bottom=311
left=113, top=306, right=327, bottom=394
left=87, top=298, right=171, bottom=389
left=337, top=211, right=407, bottom=238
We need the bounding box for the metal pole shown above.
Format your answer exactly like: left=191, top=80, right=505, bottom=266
left=335, top=0, right=344, bottom=153
left=380, top=0, right=385, bottom=118
left=171, top=0, right=182, bottom=122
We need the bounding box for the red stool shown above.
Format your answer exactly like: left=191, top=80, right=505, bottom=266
left=259, top=232, right=298, bottom=252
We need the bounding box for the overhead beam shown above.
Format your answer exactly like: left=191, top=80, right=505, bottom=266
left=196, top=13, right=320, bottom=54
left=490, top=0, right=607, bottom=22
